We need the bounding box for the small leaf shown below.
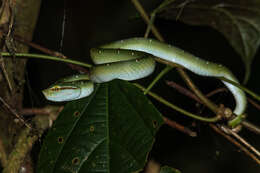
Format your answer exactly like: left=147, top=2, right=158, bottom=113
left=37, top=80, right=164, bottom=173
left=160, top=166, right=181, bottom=173
left=158, top=0, right=260, bottom=83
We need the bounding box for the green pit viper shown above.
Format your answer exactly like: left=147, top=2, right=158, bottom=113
left=42, top=38, right=246, bottom=116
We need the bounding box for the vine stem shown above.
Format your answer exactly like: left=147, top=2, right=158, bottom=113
left=0, top=52, right=93, bottom=68
left=134, top=83, right=221, bottom=122
left=144, top=66, right=173, bottom=95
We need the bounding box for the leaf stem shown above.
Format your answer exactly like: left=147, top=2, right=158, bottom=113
left=1, top=52, right=93, bottom=68
left=134, top=83, right=221, bottom=122
left=144, top=66, right=173, bottom=95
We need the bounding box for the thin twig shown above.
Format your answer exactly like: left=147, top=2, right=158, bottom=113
left=206, top=88, right=228, bottom=97
left=3, top=1, right=17, bottom=93
left=163, top=117, right=197, bottom=137
left=241, top=120, right=260, bottom=135
left=154, top=57, right=180, bottom=68
left=152, top=0, right=178, bottom=14
left=166, top=80, right=202, bottom=103
left=222, top=125, right=260, bottom=157
left=144, top=12, right=156, bottom=38
left=0, top=0, right=8, bottom=20
left=5, top=1, right=15, bottom=55
left=0, top=55, right=13, bottom=92
left=13, top=35, right=89, bottom=73
left=19, top=108, right=51, bottom=116
left=131, top=0, right=164, bottom=41
left=167, top=81, right=228, bottom=102
left=0, top=1, right=14, bottom=92
left=248, top=98, right=260, bottom=111
left=14, top=35, right=60, bottom=56
left=210, top=124, right=260, bottom=165
left=0, top=97, right=31, bottom=129
left=1, top=52, right=92, bottom=68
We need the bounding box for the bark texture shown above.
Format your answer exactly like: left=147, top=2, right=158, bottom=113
left=0, top=0, right=42, bottom=172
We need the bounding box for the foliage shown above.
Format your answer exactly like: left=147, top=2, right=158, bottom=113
left=37, top=80, right=164, bottom=173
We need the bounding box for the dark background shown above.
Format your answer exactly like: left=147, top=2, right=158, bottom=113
left=26, top=0, right=260, bottom=172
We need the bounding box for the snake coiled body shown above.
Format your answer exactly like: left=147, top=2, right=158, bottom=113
left=90, top=48, right=156, bottom=83
left=42, top=38, right=246, bottom=115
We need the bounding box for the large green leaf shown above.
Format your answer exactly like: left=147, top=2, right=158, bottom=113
left=37, top=80, right=164, bottom=173
left=158, top=0, right=260, bottom=83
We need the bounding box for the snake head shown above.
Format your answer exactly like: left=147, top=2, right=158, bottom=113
left=42, top=81, right=94, bottom=102
left=42, top=84, right=81, bottom=102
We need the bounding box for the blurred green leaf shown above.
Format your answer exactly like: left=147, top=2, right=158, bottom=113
left=160, top=166, right=181, bottom=173
left=158, top=0, right=260, bottom=83
left=37, top=80, right=164, bottom=173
